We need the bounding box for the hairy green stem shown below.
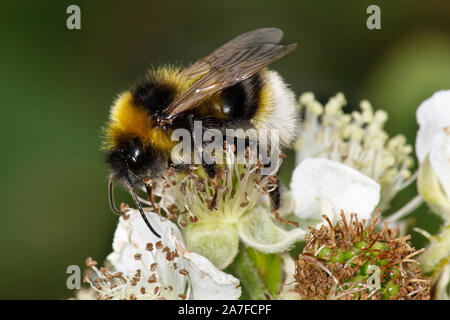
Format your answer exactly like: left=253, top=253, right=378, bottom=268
left=228, top=245, right=272, bottom=300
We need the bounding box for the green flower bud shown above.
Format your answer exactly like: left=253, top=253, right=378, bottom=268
left=418, top=155, right=450, bottom=221
left=184, top=223, right=239, bottom=270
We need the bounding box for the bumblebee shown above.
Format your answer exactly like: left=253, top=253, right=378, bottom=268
left=104, top=28, right=298, bottom=237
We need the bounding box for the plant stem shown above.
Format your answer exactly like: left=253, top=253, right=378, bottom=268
left=228, top=245, right=271, bottom=300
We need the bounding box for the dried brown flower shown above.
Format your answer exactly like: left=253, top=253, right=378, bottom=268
left=294, top=211, right=430, bottom=300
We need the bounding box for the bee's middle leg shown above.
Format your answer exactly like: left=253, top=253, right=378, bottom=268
left=268, top=174, right=298, bottom=227
left=269, top=176, right=281, bottom=212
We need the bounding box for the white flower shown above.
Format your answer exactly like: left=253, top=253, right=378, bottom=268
left=73, top=288, right=97, bottom=300
left=416, top=90, right=450, bottom=162
left=160, top=144, right=305, bottom=269
left=295, top=92, right=414, bottom=210
left=428, top=129, right=450, bottom=200
left=415, top=91, right=450, bottom=291
left=416, top=90, right=450, bottom=221
left=84, top=210, right=241, bottom=300
left=290, top=158, right=380, bottom=224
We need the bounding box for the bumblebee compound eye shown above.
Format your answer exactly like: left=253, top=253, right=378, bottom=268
left=128, top=146, right=141, bottom=164
left=106, top=136, right=169, bottom=187
left=106, top=138, right=147, bottom=180
left=126, top=142, right=149, bottom=177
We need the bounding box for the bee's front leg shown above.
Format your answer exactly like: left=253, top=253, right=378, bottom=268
left=187, top=115, right=217, bottom=179
left=201, top=159, right=217, bottom=178
left=200, top=137, right=218, bottom=178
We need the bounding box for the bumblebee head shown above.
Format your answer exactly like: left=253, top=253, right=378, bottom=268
left=105, top=137, right=167, bottom=186
left=103, top=90, right=170, bottom=240
left=103, top=86, right=179, bottom=185
left=105, top=135, right=166, bottom=239
left=102, top=68, right=186, bottom=238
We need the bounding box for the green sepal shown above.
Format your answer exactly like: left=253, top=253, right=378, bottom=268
left=245, top=247, right=282, bottom=296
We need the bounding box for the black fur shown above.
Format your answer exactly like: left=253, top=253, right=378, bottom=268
left=132, top=79, right=177, bottom=116
left=220, top=73, right=263, bottom=121
left=201, top=163, right=216, bottom=178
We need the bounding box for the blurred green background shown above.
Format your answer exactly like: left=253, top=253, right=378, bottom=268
left=1, top=0, right=449, bottom=299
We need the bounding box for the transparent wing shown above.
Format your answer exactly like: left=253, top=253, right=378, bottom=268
left=183, top=28, right=285, bottom=79
left=161, top=28, right=296, bottom=120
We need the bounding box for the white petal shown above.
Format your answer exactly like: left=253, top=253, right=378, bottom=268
left=277, top=290, right=302, bottom=300
left=170, top=234, right=241, bottom=300
left=290, top=158, right=380, bottom=221
left=280, top=253, right=296, bottom=292
left=180, top=250, right=241, bottom=300
left=237, top=207, right=306, bottom=253
left=429, top=128, right=450, bottom=199
left=416, top=90, right=450, bottom=162
left=74, top=288, right=97, bottom=300
left=106, top=210, right=186, bottom=292
left=276, top=254, right=302, bottom=300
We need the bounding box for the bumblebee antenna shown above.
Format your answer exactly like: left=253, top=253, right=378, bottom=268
left=108, top=176, right=123, bottom=216
left=123, top=177, right=161, bottom=238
